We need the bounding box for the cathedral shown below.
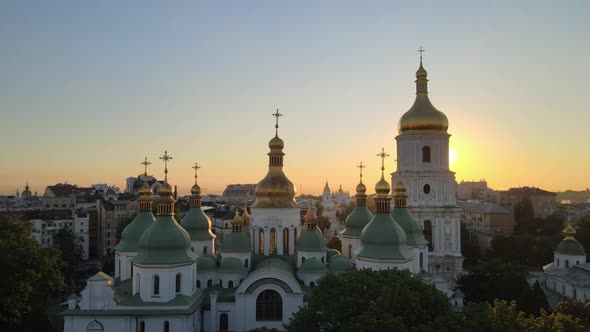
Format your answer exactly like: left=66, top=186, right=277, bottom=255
left=63, top=57, right=462, bottom=332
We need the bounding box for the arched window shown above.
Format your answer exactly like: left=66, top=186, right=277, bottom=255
left=153, top=275, right=160, bottom=296
left=256, top=290, right=283, bottom=321
left=220, top=313, right=229, bottom=332
left=422, top=146, right=431, bottom=163
left=321, top=257, right=324, bottom=263
left=207, top=279, right=212, bottom=287
left=566, top=260, right=570, bottom=268
left=302, top=256, right=306, bottom=264
left=348, top=244, right=352, bottom=259
left=283, top=228, right=289, bottom=253
left=136, top=273, right=140, bottom=295
left=164, top=321, right=169, bottom=332
left=131, top=264, right=133, bottom=277
left=420, top=252, right=424, bottom=269
left=175, top=273, right=181, bottom=293
left=139, top=321, right=145, bottom=332
left=310, top=281, right=316, bottom=287
left=86, top=320, right=104, bottom=331
left=557, top=258, right=560, bottom=267
left=229, top=280, right=234, bottom=288
left=423, top=220, right=433, bottom=252
left=270, top=228, right=277, bottom=255
left=245, top=258, right=249, bottom=268
left=197, top=280, right=201, bottom=288
left=259, top=229, right=265, bottom=254
left=203, top=246, right=208, bottom=254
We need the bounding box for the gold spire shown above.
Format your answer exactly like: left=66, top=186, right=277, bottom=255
left=273, top=109, right=282, bottom=136
left=189, top=162, right=202, bottom=207
left=374, top=148, right=391, bottom=212
left=355, top=161, right=367, bottom=205
left=138, top=157, right=153, bottom=211
left=304, top=201, right=317, bottom=230
left=393, top=180, right=408, bottom=208
left=241, top=202, right=251, bottom=225
left=563, top=223, right=576, bottom=240
left=157, top=151, right=175, bottom=216
left=231, top=207, right=243, bottom=231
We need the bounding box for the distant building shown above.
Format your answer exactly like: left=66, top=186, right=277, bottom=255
left=96, top=197, right=138, bottom=256
left=41, top=183, right=94, bottom=210
left=321, top=181, right=352, bottom=209
left=456, top=180, right=499, bottom=203
left=222, top=184, right=256, bottom=203
left=28, top=209, right=90, bottom=260
left=500, top=187, right=557, bottom=219
left=458, top=201, right=514, bottom=250
left=125, top=175, right=160, bottom=194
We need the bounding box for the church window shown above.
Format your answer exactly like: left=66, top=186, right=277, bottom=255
left=175, top=273, right=182, bottom=293
left=348, top=244, right=352, bottom=259
left=164, top=321, right=169, bottom=332
left=420, top=252, right=424, bottom=269
left=423, top=220, right=433, bottom=251
left=302, top=257, right=306, bottom=264
left=197, top=280, right=201, bottom=288
left=422, top=146, right=431, bottom=162
left=423, top=184, right=431, bottom=194
left=310, top=281, right=316, bottom=287
left=321, top=257, right=324, bottom=263
left=139, top=322, right=145, bottom=332
left=557, top=258, right=560, bottom=267
left=86, top=320, right=104, bottom=331
left=153, top=275, right=160, bottom=295
left=256, top=290, right=283, bottom=321
left=131, top=264, right=133, bottom=277
left=259, top=229, right=265, bottom=254
left=283, top=228, right=289, bottom=253
left=245, top=258, right=249, bottom=268
left=566, top=260, right=570, bottom=268
left=577, top=260, right=580, bottom=265
left=136, top=273, right=140, bottom=294
left=229, top=280, right=234, bottom=288
left=207, top=279, right=212, bottom=287
left=220, top=313, right=229, bottom=332
left=203, top=246, right=208, bottom=254
left=270, top=228, right=277, bottom=255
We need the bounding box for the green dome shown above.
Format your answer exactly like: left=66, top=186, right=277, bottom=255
left=356, top=213, right=413, bottom=260
left=181, top=207, right=215, bottom=242
left=220, top=231, right=251, bottom=254
left=197, top=254, right=217, bottom=272
left=329, top=254, right=351, bottom=273
left=115, top=211, right=155, bottom=252
left=392, top=208, right=428, bottom=247
left=133, top=215, right=196, bottom=265
left=556, top=239, right=586, bottom=256
left=299, top=258, right=326, bottom=274
left=342, top=205, right=373, bottom=238
left=327, top=248, right=340, bottom=260
left=220, top=257, right=247, bottom=273
left=296, top=227, right=327, bottom=252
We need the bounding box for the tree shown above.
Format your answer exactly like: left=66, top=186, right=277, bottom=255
left=285, top=269, right=459, bottom=332
left=335, top=203, right=355, bottom=223
left=457, top=259, right=549, bottom=315
left=116, top=215, right=134, bottom=241
left=461, top=223, right=482, bottom=268
left=554, top=298, right=590, bottom=326
left=0, top=215, right=65, bottom=331
left=53, top=228, right=84, bottom=285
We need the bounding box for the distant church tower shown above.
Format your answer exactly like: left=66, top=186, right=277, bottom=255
left=392, top=51, right=463, bottom=279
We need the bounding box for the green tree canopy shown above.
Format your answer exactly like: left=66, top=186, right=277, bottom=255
left=0, top=215, right=65, bottom=331
left=53, top=228, right=84, bottom=284
left=285, top=269, right=458, bottom=332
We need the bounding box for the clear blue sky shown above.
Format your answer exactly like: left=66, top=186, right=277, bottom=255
left=1, top=1, right=589, bottom=195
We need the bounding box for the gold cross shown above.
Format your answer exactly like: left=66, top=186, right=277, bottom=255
left=192, top=162, right=201, bottom=184
left=141, top=157, right=151, bottom=176
left=159, top=150, right=173, bottom=181
left=377, top=148, right=389, bottom=172
left=356, top=161, right=365, bottom=181
left=418, top=46, right=425, bottom=61
left=272, top=109, right=282, bottom=134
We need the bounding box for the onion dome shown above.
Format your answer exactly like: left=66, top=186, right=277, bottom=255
left=220, top=208, right=252, bottom=253
left=241, top=204, right=252, bottom=225
left=220, top=257, right=248, bottom=273
left=196, top=254, right=217, bottom=272
left=391, top=181, right=428, bottom=247
left=182, top=163, right=216, bottom=242
left=251, top=110, right=298, bottom=209
left=116, top=160, right=156, bottom=252
left=356, top=152, right=413, bottom=261
left=555, top=224, right=586, bottom=256
left=323, top=181, right=330, bottom=193
left=398, top=56, right=449, bottom=134
left=342, top=162, right=373, bottom=238
left=133, top=151, right=196, bottom=265
left=327, top=248, right=340, bottom=260
left=22, top=181, right=32, bottom=198
left=338, top=185, right=344, bottom=194
left=298, top=258, right=327, bottom=275
left=329, top=254, right=352, bottom=273
left=296, top=204, right=327, bottom=252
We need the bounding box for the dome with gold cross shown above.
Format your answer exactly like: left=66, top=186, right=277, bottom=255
left=398, top=49, right=449, bottom=134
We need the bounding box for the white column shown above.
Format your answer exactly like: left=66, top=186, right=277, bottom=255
left=210, top=291, right=218, bottom=332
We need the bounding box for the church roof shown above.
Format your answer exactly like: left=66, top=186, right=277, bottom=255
left=196, top=254, right=218, bottom=272
left=220, top=257, right=248, bottom=273
left=181, top=207, right=215, bottom=241
left=342, top=205, right=373, bottom=237
left=296, top=226, right=327, bottom=253
left=392, top=207, right=428, bottom=247
left=546, top=263, right=590, bottom=288
left=133, top=215, right=196, bottom=265
left=115, top=211, right=155, bottom=252
left=356, top=213, right=413, bottom=261
left=555, top=239, right=586, bottom=256
left=329, top=254, right=352, bottom=273
left=298, top=258, right=326, bottom=274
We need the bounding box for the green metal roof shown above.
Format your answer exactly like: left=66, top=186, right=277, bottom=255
left=296, top=227, right=327, bottom=252
left=555, top=239, right=586, bottom=256
left=392, top=207, right=428, bottom=247
left=356, top=213, right=413, bottom=260
left=220, top=257, right=248, bottom=273
left=329, top=254, right=352, bottom=273
left=133, top=215, right=196, bottom=265
left=115, top=211, right=155, bottom=252
left=254, top=257, right=296, bottom=275
left=219, top=230, right=251, bottom=254
left=197, top=255, right=217, bottom=272
left=341, top=205, right=373, bottom=237
left=299, top=258, right=326, bottom=274
left=181, top=207, right=216, bottom=242
left=546, top=263, right=590, bottom=288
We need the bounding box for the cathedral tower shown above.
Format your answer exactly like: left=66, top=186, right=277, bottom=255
left=392, top=51, right=463, bottom=279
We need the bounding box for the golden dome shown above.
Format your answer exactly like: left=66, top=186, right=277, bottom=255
left=269, top=135, right=284, bottom=150
left=241, top=204, right=251, bottom=224
left=191, top=183, right=201, bottom=196
left=231, top=208, right=243, bottom=226
left=356, top=181, right=367, bottom=193
left=398, top=60, right=448, bottom=134
left=375, top=176, right=390, bottom=196
left=139, top=181, right=152, bottom=195
left=394, top=180, right=407, bottom=194
left=158, top=182, right=173, bottom=198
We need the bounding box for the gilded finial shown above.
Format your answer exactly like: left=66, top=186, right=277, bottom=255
left=272, top=109, right=282, bottom=136
left=357, top=161, right=365, bottom=183
left=377, top=148, right=389, bottom=177
left=192, top=162, right=200, bottom=185
left=563, top=223, right=576, bottom=240
left=159, top=151, right=173, bottom=182
left=141, top=157, right=151, bottom=179
left=418, top=46, right=425, bottom=63
left=304, top=200, right=314, bottom=221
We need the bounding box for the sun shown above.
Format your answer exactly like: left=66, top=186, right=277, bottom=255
left=449, top=146, right=458, bottom=167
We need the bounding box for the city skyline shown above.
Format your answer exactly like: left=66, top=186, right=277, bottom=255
left=1, top=1, right=589, bottom=195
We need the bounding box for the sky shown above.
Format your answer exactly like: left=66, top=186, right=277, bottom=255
left=1, top=1, right=589, bottom=196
